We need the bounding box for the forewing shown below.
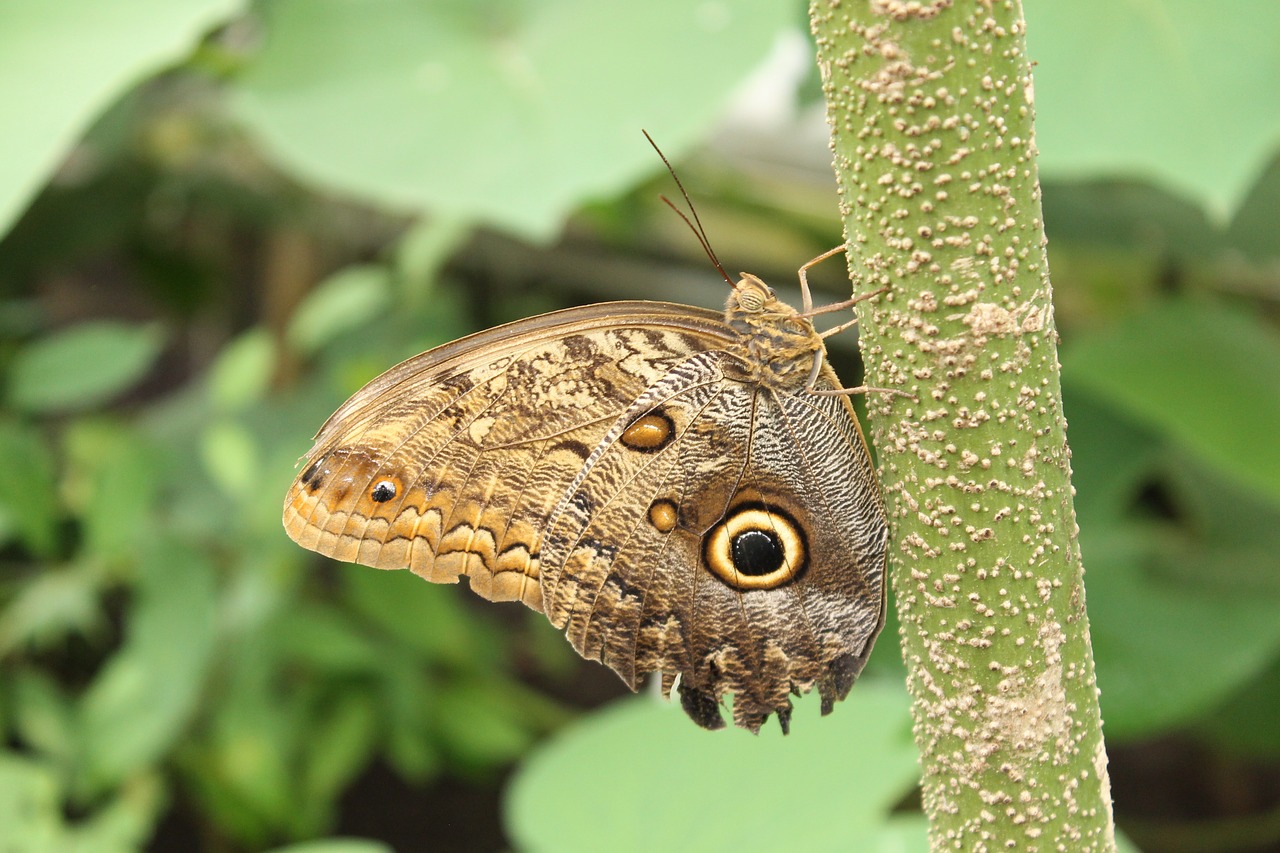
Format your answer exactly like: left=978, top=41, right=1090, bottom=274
left=282, top=302, right=731, bottom=613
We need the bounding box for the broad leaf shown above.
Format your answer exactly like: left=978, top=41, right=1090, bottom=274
left=7, top=321, right=165, bottom=413
left=232, top=0, right=795, bottom=239
left=0, top=0, right=243, bottom=237
left=1064, top=299, right=1280, bottom=507
left=1026, top=0, right=1280, bottom=219
left=506, top=683, right=918, bottom=853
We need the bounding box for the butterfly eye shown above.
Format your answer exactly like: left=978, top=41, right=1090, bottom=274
left=370, top=479, right=398, bottom=502
left=738, top=288, right=765, bottom=312
left=703, top=504, right=807, bottom=590
left=734, top=273, right=772, bottom=312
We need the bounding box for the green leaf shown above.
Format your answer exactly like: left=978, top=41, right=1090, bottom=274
left=1064, top=298, right=1280, bottom=507
left=0, top=754, right=63, bottom=851
left=0, top=419, right=59, bottom=556
left=232, top=0, right=795, bottom=239
left=0, top=568, right=102, bottom=656
left=359, top=644, right=442, bottom=783
left=0, top=0, right=244, bottom=237
left=200, top=418, right=260, bottom=497
left=1200, top=655, right=1280, bottom=758
left=191, top=658, right=296, bottom=843
left=1163, top=451, right=1280, bottom=596
left=1068, top=393, right=1280, bottom=739
left=1041, top=181, right=1220, bottom=262
left=1116, top=830, right=1145, bottom=853
left=9, top=672, right=77, bottom=767
left=63, top=421, right=163, bottom=562
left=0, top=755, right=167, bottom=853
left=506, top=682, right=918, bottom=853
left=64, top=772, right=165, bottom=853
left=394, top=218, right=472, bottom=306
left=77, top=538, right=219, bottom=792
left=286, top=265, right=393, bottom=357
left=266, top=841, right=394, bottom=853
left=296, top=694, right=378, bottom=831
left=1087, top=527, right=1280, bottom=739
left=435, top=680, right=538, bottom=767
left=270, top=603, right=382, bottom=674
left=1026, top=1, right=1280, bottom=218
left=6, top=321, right=166, bottom=413
left=854, top=818, right=930, bottom=853
left=1227, top=151, right=1280, bottom=263
left=1061, top=390, right=1165, bottom=529
left=209, top=327, right=277, bottom=412
left=344, top=567, right=500, bottom=668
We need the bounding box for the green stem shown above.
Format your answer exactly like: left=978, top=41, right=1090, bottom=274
left=808, top=2, right=1117, bottom=849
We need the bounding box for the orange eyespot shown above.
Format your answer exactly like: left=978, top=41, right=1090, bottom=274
left=370, top=478, right=400, bottom=503
left=647, top=499, right=679, bottom=533
left=620, top=411, right=674, bottom=452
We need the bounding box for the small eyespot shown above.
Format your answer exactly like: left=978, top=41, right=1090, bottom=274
left=647, top=499, right=679, bottom=533
left=370, top=480, right=398, bottom=502
left=620, top=410, right=675, bottom=452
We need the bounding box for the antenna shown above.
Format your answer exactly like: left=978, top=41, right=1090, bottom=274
left=642, top=130, right=734, bottom=286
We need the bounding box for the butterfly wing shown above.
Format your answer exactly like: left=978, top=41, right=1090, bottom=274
left=540, top=355, right=887, bottom=732
left=283, top=302, right=733, bottom=612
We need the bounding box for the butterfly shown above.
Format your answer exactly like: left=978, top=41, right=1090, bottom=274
left=283, top=143, right=889, bottom=733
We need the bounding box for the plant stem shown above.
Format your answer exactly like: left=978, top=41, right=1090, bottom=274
left=808, top=2, right=1117, bottom=849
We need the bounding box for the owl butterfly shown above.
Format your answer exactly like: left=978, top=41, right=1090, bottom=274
left=283, top=150, right=889, bottom=734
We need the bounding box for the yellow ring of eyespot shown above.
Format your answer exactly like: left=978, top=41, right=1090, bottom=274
left=703, top=506, right=806, bottom=590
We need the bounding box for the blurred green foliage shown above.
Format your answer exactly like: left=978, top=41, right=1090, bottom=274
left=0, top=2, right=1277, bottom=852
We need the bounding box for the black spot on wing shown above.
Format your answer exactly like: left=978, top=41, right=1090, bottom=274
left=301, top=456, right=326, bottom=490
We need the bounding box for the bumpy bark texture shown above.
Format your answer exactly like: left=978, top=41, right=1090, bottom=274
left=808, top=1, right=1118, bottom=850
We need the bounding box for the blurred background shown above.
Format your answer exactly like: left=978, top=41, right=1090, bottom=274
left=0, top=2, right=1278, bottom=852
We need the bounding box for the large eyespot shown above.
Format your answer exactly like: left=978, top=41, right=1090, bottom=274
left=620, top=410, right=674, bottom=452
left=703, top=503, right=807, bottom=590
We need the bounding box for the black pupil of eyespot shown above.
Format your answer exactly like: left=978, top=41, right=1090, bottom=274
left=371, top=481, right=396, bottom=502
left=731, top=529, right=784, bottom=576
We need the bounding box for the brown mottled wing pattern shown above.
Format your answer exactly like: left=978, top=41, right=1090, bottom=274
left=283, top=302, right=733, bottom=612
left=540, top=357, right=887, bottom=732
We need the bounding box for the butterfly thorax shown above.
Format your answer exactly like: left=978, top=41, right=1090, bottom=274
left=724, top=274, right=824, bottom=390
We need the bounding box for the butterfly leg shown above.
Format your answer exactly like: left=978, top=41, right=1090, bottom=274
left=797, top=246, right=847, bottom=314
left=804, top=350, right=917, bottom=400
left=805, top=291, right=883, bottom=321
left=798, top=248, right=888, bottom=323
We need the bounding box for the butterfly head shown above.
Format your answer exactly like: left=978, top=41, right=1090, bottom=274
left=730, top=273, right=778, bottom=314
left=728, top=273, right=809, bottom=328
left=725, top=273, right=824, bottom=388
